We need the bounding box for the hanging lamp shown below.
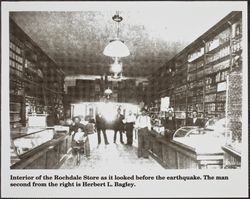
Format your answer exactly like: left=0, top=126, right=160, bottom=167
left=103, top=11, right=130, bottom=58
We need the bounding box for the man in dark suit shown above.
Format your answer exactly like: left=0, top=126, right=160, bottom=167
left=163, top=109, right=176, bottom=139
left=186, top=110, right=203, bottom=127
left=96, top=112, right=109, bottom=145
left=113, top=108, right=125, bottom=144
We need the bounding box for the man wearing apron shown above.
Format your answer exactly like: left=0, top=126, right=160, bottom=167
left=134, top=108, right=152, bottom=158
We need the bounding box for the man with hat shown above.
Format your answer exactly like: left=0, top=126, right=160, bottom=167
left=70, top=116, right=85, bottom=135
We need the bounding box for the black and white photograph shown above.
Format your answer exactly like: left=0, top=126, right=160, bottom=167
left=1, top=1, right=248, bottom=198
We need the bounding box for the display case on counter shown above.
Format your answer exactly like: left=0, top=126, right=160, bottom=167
left=12, top=128, right=54, bottom=157
left=147, top=117, right=240, bottom=169
left=11, top=126, right=71, bottom=169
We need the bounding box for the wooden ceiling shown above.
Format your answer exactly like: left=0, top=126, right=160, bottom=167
left=10, top=10, right=230, bottom=77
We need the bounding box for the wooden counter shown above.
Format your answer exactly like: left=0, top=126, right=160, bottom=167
left=222, top=145, right=241, bottom=168
left=148, top=130, right=224, bottom=169
left=11, top=127, right=72, bottom=169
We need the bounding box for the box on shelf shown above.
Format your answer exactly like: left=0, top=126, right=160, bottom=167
left=28, top=114, right=47, bottom=127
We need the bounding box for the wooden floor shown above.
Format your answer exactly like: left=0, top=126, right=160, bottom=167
left=60, top=130, right=165, bottom=171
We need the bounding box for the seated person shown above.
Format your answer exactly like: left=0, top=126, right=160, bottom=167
left=71, top=127, right=90, bottom=157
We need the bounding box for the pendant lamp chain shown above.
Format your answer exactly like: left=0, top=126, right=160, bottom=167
left=116, top=11, right=120, bottom=39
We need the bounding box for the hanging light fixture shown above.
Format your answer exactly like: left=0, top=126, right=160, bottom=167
left=103, top=39, right=130, bottom=57
left=110, top=57, right=123, bottom=79
left=103, top=11, right=130, bottom=58
left=112, top=73, right=120, bottom=79
left=104, top=87, right=112, bottom=99
left=110, top=57, right=122, bottom=74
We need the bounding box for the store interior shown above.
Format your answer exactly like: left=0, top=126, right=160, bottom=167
left=9, top=11, right=242, bottom=170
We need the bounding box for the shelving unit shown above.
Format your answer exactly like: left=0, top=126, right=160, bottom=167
left=9, top=19, right=65, bottom=130
left=149, top=11, right=241, bottom=120
left=146, top=11, right=242, bottom=136
left=9, top=33, right=25, bottom=129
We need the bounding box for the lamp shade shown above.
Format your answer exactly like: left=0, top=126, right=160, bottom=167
left=104, top=88, right=112, bottom=95
left=103, top=39, right=130, bottom=57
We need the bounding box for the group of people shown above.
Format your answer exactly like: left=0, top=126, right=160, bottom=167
left=162, top=109, right=204, bottom=137
left=66, top=107, right=204, bottom=160
left=67, top=107, right=152, bottom=159
left=96, top=108, right=136, bottom=146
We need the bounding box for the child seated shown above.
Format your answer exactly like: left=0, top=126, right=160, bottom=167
left=72, top=127, right=90, bottom=157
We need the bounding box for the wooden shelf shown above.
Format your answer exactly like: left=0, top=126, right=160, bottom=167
left=232, top=49, right=242, bottom=56
left=9, top=57, right=23, bottom=65
left=10, top=111, right=21, bottom=114
left=187, top=66, right=204, bottom=74
left=205, top=40, right=230, bottom=55
left=10, top=120, right=22, bottom=123
left=10, top=48, right=22, bottom=56
left=205, top=101, right=226, bottom=103
left=204, top=90, right=226, bottom=95
left=215, top=79, right=227, bottom=84
left=9, top=19, right=65, bottom=129
left=205, top=54, right=230, bottom=68
left=231, top=34, right=242, bottom=41
left=188, top=54, right=204, bottom=64
left=11, top=74, right=63, bottom=94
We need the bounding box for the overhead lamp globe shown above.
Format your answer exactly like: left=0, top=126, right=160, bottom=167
left=103, top=39, right=130, bottom=57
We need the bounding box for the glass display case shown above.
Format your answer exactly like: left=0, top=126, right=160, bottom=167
left=172, top=118, right=228, bottom=154
left=11, top=128, right=54, bottom=158
left=173, top=126, right=201, bottom=138
left=173, top=118, right=228, bottom=138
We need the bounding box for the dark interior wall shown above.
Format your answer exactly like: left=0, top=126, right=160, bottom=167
left=64, top=78, right=146, bottom=105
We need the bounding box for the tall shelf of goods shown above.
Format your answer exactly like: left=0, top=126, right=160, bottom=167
left=186, top=13, right=242, bottom=124
left=187, top=45, right=206, bottom=120
left=172, top=57, right=187, bottom=128
left=43, top=64, right=64, bottom=115
left=9, top=19, right=65, bottom=129
left=157, top=67, right=167, bottom=99
left=203, top=26, right=232, bottom=120
left=23, top=42, right=46, bottom=118
left=167, top=62, right=175, bottom=112
left=9, top=34, right=25, bottom=129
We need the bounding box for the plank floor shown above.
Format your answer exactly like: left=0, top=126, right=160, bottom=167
left=60, top=130, right=165, bottom=171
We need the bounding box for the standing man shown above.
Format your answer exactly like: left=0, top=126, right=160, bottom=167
left=186, top=110, right=203, bottom=127
left=113, top=108, right=125, bottom=144
left=163, top=109, right=176, bottom=138
left=134, top=108, right=151, bottom=158
left=96, top=112, right=109, bottom=145
left=124, top=110, right=136, bottom=146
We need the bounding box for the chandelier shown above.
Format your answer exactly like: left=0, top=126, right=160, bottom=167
left=104, top=87, right=112, bottom=99
left=103, top=11, right=130, bottom=79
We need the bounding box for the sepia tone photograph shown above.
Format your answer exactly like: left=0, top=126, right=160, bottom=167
left=1, top=1, right=248, bottom=198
